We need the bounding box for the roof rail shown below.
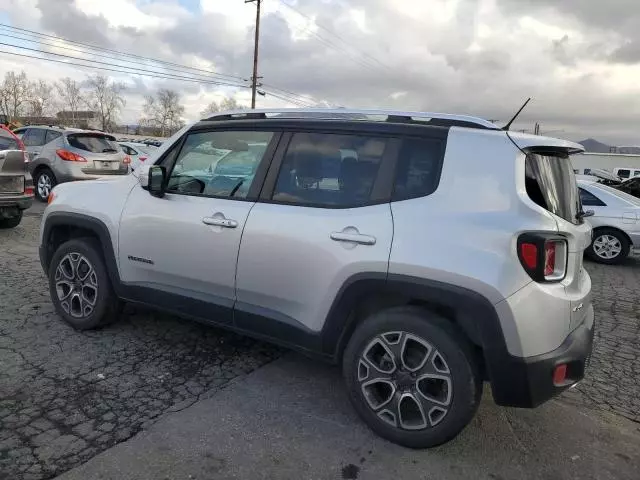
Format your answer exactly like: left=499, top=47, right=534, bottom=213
left=202, top=108, right=499, bottom=130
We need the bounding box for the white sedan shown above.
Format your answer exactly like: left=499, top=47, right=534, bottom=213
left=118, top=142, right=158, bottom=171
left=578, top=178, right=640, bottom=264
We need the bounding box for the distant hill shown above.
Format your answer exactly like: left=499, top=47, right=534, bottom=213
left=578, top=138, right=640, bottom=154
left=578, top=138, right=612, bottom=153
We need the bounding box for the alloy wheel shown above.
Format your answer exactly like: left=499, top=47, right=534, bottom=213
left=357, top=331, right=452, bottom=430
left=37, top=173, right=52, bottom=199
left=54, top=253, right=99, bottom=318
left=593, top=234, right=622, bottom=260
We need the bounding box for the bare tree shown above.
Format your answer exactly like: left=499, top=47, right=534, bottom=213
left=142, top=89, right=185, bottom=137
left=55, top=77, right=84, bottom=125
left=84, top=74, right=126, bottom=131
left=200, top=96, right=246, bottom=117
left=28, top=79, right=56, bottom=117
left=0, top=71, right=30, bottom=120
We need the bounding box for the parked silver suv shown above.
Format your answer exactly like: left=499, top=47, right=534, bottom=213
left=39, top=109, right=594, bottom=447
left=14, top=126, right=128, bottom=201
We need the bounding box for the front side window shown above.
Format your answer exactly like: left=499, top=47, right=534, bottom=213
left=23, top=129, right=46, bottom=147
left=272, top=132, right=386, bottom=207
left=167, top=130, right=274, bottom=199
left=617, top=169, right=630, bottom=179
left=579, top=188, right=606, bottom=207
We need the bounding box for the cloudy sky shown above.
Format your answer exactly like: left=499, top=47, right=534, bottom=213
left=0, top=0, right=639, bottom=145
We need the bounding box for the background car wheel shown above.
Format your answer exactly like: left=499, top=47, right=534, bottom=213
left=0, top=211, right=23, bottom=229
left=35, top=168, right=56, bottom=202
left=342, top=306, right=481, bottom=448
left=587, top=228, right=630, bottom=265
left=48, top=238, right=120, bottom=330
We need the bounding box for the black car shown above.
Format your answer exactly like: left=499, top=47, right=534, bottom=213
left=0, top=149, right=33, bottom=228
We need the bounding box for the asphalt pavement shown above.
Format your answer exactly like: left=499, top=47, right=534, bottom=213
left=0, top=201, right=638, bottom=480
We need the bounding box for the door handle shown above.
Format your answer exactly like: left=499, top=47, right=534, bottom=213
left=330, top=231, right=376, bottom=245
left=202, top=217, right=238, bottom=228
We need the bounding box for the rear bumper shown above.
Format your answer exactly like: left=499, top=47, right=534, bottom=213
left=488, top=306, right=595, bottom=408
left=0, top=194, right=33, bottom=210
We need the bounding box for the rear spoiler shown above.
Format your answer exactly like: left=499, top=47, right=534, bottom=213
left=507, top=131, right=584, bottom=155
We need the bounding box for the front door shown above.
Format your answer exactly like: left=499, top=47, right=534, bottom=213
left=235, top=131, right=396, bottom=343
left=118, top=128, right=279, bottom=324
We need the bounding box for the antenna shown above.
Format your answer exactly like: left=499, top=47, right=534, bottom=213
left=502, top=97, right=531, bottom=131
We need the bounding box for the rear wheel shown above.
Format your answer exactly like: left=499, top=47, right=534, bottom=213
left=35, top=168, right=56, bottom=202
left=587, top=228, right=630, bottom=265
left=48, top=238, right=120, bottom=330
left=0, top=210, right=23, bottom=229
left=342, top=306, right=481, bottom=448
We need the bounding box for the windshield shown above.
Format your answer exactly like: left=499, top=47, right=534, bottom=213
left=525, top=152, right=581, bottom=225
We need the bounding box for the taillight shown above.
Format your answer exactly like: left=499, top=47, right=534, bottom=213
left=23, top=151, right=29, bottom=163
left=517, top=234, right=567, bottom=282
left=24, top=185, right=34, bottom=196
left=56, top=149, right=87, bottom=162
left=123, top=155, right=131, bottom=165
left=47, top=191, right=56, bottom=204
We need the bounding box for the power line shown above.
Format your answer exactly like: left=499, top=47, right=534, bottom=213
left=0, top=48, right=251, bottom=88
left=0, top=23, right=319, bottom=107
left=0, top=30, right=249, bottom=86
left=0, top=23, right=248, bottom=83
left=0, top=48, right=312, bottom=107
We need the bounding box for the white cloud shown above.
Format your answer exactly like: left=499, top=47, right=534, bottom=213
left=0, top=0, right=637, bottom=145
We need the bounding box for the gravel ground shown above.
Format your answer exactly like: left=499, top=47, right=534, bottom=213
left=0, top=205, right=638, bottom=479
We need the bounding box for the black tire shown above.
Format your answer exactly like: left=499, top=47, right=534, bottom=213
left=343, top=306, right=481, bottom=448
left=586, top=227, right=630, bottom=265
left=34, top=168, right=56, bottom=202
left=0, top=210, right=23, bottom=229
left=48, top=238, right=120, bottom=330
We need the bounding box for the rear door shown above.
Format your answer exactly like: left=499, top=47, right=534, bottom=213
left=235, top=131, right=396, bottom=343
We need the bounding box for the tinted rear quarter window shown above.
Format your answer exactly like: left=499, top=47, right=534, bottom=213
left=45, top=130, right=62, bottom=144
left=579, top=187, right=606, bottom=206
left=525, top=153, right=581, bottom=225
left=392, top=138, right=444, bottom=201
left=68, top=134, right=119, bottom=153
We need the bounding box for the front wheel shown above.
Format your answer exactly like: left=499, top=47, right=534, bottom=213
left=586, top=228, right=630, bottom=265
left=342, top=306, right=481, bottom=448
left=48, top=238, right=120, bottom=330
left=0, top=210, right=23, bottom=229
left=35, top=168, right=56, bottom=202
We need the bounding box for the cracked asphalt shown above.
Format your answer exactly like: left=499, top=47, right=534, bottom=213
left=0, top=204, right=639, bottom=480
left=0, top=205, right=282, bottom=480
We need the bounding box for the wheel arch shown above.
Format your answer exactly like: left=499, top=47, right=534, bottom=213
left=41, top=212, right=121, bottom=293
left=321, top=273, right=507, bottom=366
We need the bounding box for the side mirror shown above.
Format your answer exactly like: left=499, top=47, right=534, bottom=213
left=147, top=165, right=166, bottom=198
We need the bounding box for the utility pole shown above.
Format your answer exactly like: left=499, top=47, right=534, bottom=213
left=246, top=0, right=261, bottom=109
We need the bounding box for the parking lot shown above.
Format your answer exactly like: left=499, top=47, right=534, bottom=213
left=1, top=203, right=639, bottom=480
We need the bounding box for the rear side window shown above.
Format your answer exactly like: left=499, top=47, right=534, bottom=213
left=392, top=138, right=444, bottom=201
left=525, top=153, right=581, bottom=224
left=68, top=134, right=119, bottom=153
left=579, top=188, right=606, bottom=207
left=272, top=132, right=387, bottom=208
left=23, top=129, right=46, bottom=147
left=45, top=130, right=62, bottom=144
